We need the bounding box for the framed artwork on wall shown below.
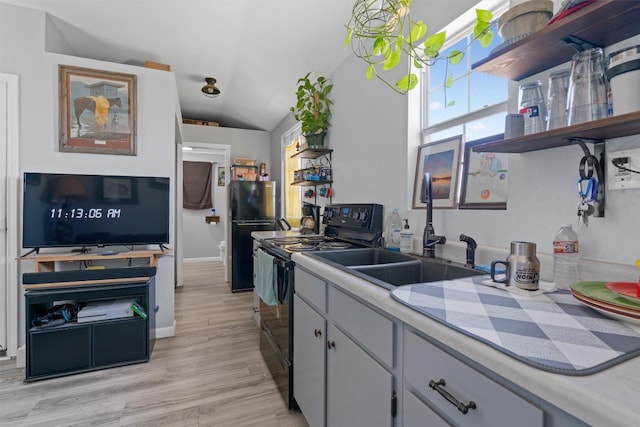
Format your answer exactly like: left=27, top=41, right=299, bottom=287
left=412, top=135, right=462, bottom=209
left=218, top=166, right=226, bottom=186
left=59, top=65, right=137, bottom=155
left=459, top=134, right=508, bottom=209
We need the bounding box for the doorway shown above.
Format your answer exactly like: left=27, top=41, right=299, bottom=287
left=175, top=142, right=230, bottom=287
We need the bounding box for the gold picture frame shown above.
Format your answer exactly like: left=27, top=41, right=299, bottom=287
left=59, top=65, right=137, bottom=155
left=412, top=135, right=462, bottom=209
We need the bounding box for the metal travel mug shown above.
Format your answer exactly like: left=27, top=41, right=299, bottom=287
left=491, top=241, right=540, bottom=291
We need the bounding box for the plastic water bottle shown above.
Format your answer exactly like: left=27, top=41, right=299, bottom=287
left=553, top=224, right=580, bottom=289
left=384, top=208, right=402, bottom=252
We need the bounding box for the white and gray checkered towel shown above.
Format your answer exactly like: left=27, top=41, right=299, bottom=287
left=391, top=275, right=640, bottom=375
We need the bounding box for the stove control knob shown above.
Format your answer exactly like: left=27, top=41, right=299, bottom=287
left=353, top=211, right=362, bottom=221
left=360, top=211, right=368, bottom=222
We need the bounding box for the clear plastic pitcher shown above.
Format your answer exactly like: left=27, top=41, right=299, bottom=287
left=567, top=48, right=609, bottom=125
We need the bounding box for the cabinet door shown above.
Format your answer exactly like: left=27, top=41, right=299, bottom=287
left=29, top=326, right=91, bottom=378
left=293, top=294, right=326, bottom=427
left=327, top=324, right=393, bottom=427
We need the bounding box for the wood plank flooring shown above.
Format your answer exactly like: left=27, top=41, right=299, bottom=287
left=0, top=261, right=308, bottom=427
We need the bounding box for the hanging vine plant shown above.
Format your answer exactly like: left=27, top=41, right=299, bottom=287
left=344, top=0, right=494, bottom=99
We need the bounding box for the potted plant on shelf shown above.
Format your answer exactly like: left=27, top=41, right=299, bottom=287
left=290, top=72, right=333, bottom=148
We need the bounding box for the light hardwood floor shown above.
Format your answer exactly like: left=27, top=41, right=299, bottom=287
left=0, top=261, right=308, bottom=427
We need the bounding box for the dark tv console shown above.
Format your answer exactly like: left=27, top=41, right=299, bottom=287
left=19, top=249, right=169, bottom=382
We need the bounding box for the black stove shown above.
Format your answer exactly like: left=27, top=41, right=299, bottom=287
left=260, top=203, right=384, bottom=258
left=255, top=203, right=383, bottom=411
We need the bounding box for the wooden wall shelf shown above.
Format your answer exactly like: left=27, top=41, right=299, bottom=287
left=472, top=0, right=640, bottom=80
left=472, top=111, right=640, bottom=153
left=291, top=147, right=333, bottom=159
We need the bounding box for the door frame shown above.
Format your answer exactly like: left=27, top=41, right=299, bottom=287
left=1, top=73, right=19, bottom=358
left=175, top=142, right=230, bottom=286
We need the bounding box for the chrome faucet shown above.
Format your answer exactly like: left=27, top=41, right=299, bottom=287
left=459, top=234, right=477, bottom=268
left=422, top=172, right=446, bottom=258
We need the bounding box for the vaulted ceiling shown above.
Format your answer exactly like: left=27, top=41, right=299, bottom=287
left=2, top=0, right=481, bottom=131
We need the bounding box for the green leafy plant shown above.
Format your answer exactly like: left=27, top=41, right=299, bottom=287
left=290, top=72, right=334, bottom=136
left=345, top=0, right=494, bottom=97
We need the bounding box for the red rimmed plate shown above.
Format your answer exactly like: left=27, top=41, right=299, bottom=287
left=605, top=282, right=640, bottom=305
left=572, top=293, right=640, bottom=326
left=572, top=292, right=640, bottom=320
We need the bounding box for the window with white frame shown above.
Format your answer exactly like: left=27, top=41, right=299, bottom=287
left=423, top=0, right=509, bottom=144
left=282, top=125, right=303, bottom=227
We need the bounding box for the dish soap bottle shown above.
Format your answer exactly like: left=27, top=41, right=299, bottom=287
left=384, top=208, right=402, bottom=252
left=400, top=219, right=413, bottom=253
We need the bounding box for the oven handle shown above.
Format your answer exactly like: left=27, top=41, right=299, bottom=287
left=257, top=246, right=292, bottom=268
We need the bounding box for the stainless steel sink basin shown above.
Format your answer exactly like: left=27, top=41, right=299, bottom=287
left=352, top=259, right=482, bottom=288
left=306, top=248, right=483, bottom=290
left=309, top=248, right=418, bottom=267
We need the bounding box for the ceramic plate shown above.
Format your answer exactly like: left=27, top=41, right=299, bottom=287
left=573, top=294, right=640, bottom=327
left=570, top=281, right=640, bottom=311
left=605, top=282, right=640, bottom=305
left=572, top=292, right=640, bottom=319
left=572, top=291, right=640, bottom=318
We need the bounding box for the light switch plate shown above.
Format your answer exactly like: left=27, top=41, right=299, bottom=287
left=607, top=148, right=640, bottom=190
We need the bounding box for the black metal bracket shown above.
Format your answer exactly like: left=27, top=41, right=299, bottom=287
left=568, top=137, right=605, bottom=218
left=562, top=35, right=600, bottom=53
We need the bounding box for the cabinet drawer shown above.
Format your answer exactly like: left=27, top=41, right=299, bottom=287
left=295, top=268, right=326, bottom=312
left=329, top=286, right=393, bottom=367
left=404, top=329, right=543, bottom=427
left=403, top=388, right=450, bottom=427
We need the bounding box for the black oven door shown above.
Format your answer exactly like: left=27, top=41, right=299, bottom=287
left=257, top=246, right=296, bottom=409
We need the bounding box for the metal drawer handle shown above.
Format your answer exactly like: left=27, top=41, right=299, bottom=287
left=428, top=379, right=477, bottom=415
left=314, top=328, right=322, bottom=337
left=327, top=340, right=336, bottom=349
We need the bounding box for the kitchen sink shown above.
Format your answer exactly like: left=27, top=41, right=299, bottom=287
left=352, top=259, right=483, bottom=288
left=309, top=247, right=418, bottom=267
left=306, top=248, right=483, bottom=290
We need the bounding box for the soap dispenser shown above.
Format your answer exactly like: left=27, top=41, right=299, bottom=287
left=400, top=219, right=413, bottom=253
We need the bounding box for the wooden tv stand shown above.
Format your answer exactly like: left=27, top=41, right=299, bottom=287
left=18, top=248, right=169, bottom=381
left=20, top=249, right=169, bottom=273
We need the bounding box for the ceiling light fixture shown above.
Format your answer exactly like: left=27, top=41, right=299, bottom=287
left=201, top=77, right=220, bottom=98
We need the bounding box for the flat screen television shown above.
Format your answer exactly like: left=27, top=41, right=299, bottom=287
left=23, top=172, right=170, bottom=250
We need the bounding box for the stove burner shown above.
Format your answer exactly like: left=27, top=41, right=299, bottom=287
left=317, top=241, right=352, bottom=250
left=285, top=243, right=316, bottom=252
left=270, top=237, right=302, bottom=245
left=300, top=236, right=329, bottom=244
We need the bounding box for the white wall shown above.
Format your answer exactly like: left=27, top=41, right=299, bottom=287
left=1, top=3, right=178, bottom=343
left=320, top=7, right=640, bottom=275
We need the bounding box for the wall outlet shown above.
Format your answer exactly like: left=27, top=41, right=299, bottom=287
left=607, top=148, right=640, bottom=190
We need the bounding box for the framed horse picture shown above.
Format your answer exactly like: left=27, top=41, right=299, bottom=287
left=58, top=65, right=137, bottom=155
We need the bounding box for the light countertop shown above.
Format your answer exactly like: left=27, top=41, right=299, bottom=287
left=292, top=252, right=640, bottom=427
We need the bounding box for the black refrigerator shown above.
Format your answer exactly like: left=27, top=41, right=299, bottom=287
left=228, top=180, right=277, bottom=292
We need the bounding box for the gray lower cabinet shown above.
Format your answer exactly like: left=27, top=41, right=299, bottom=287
left=404, top=327, right=544, bottom=427
left=326, top=324, right=393, bottom=427
left=293, top=293, right=326, bottom=427
left=294, top=267, right=396, bottom=427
